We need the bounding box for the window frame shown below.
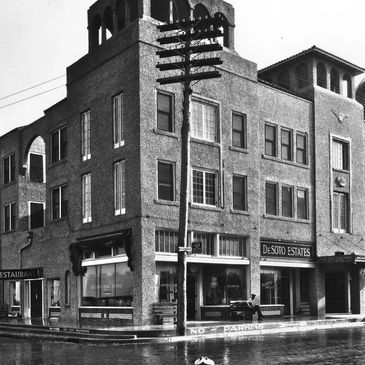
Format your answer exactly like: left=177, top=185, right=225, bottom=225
left=113, top=93, right=124, bottom=149
left=114, top=160, right=126, bottom=216
left=296, top=132, right=308, bottom=165
left=4, top=202, right=16, bottom=232
left=28, top=152, right=45, bottom=183
left=297, top=188, right=309, bottom=220
left=265, top=181, right=278, bottom=216
left=192, top=168, right=218, bottom=207
left=265, top=123, right=277, bottom=157
left=281, top=127, right=293, bottom=161
left=232, top=174, right=247, bottom=211
left=29, top=201, right=45, bottom=230
left=281, top=185, right=293, bottom=218
left=51, top=185, right=68, bottom=220
left=82, top=173, right=92, bottom=223
left=157, top=161, right=175, bottom=202
left=81, top=110, right=91, bottom=161
left=231, top=112, right=247, bottom=149
left=333, top=191, right=349, bottom=233
left=3, top=153, right=15, bottom=185
left=332, top=137, right=350, bottom=171
left=51, top=126, right=67, bottom=164
left=156, top=90, right=174, bottom=132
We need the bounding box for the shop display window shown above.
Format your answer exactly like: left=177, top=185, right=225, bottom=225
left=82, top=262, right=133, bottom=306
left=10, top=281, right=20, bottom=309
left=260, top=268, right=290, bottom=305
left=48, top=279, right=60, bottom=307
left=158, top=270, right=177, bottom=302
left=204, top=266, right=245, bottom=305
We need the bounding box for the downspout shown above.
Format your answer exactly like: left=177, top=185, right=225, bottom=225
left=19, top=231, right=33, bottom=269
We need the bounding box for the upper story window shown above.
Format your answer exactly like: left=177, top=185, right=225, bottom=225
left=81, top=110, right=91, bottom=161
left=332, top=138, right=349, bottom=171
left=265, top=124, right=277, bottom=156
left=333, top=192, right=349, bottom=233
left=281, top=128, right=292, bottom=161
left=297, top=188, right=308, bottom=220
left=82, top=173, right=92, bottom=223
left=191, top=99, right=219, bottom=143
left=157, top=91, right=174, bottom=132
left=282, top=185, right=293, bottom=218
left=114, top=160, right=126, bottom=216
left=219, top=235, right=246, bottom=257
left=52, top=185, right=68, bottom=220
left=29, top=202, right=44, bottom=229
left=330, top=68, right=340, bottom=94
left=158, top=161, right=175, bottom=201
left=51, top=127, right=67, bottom=163
left=317, top=63, right=327, bottom=88
left=192, top=169, right=217, bottom=207
left=4, top=202, right=15, bottom=232
left=232, top=112, right=247, bottom=149
left=232, top=175, right=247, bottom=211
left=265, top=182, right=278, bottom=216
left=296, top=133, right=307, bottom=165
left=113, top=93, right=124, bottom=148
left=3, top=153, right=15, bottom=184
left=29, top=153, right=44, bottom=183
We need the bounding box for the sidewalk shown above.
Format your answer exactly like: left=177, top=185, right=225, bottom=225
left=0, top=315, right=364, bottom=344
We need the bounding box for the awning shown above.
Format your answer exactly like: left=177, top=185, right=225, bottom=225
left=69, top=229, right=133, bottom=276
left=317, top=253, right=365, bottom=266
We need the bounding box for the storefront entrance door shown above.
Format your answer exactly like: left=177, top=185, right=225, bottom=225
left=325, top=272, right=346, bottom=313
left=30, top=280, right=42, bottom=317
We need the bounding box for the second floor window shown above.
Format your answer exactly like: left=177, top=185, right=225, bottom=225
left=233, top=175, right=247, bottom=211
left=29, top=153, right=44, bottom=183
left=114, top=161, right=125, bottom=215
left=232, top=112, right=247, bottom=149
left=265, top=124, right=277, bottom=156
left=191, top=99, right=219, bottom=142
left=157, top=91, right=174, bottom=132
left=297, top=188, right=308, bottom=220
left=158, top=161, right=174, bottom=201
left=4, top=202, right=15, bottom=232
left=113, top=93, right=124, bottom=148
left=192, top=169, right=217, bottom=206
left=3, top=153, right=15, bottom=184
left=81, top=110, right=91, bottom=161
left=296, top=133, right=307, bottom=164
left=332, top=139, right=349, bottom=171
left=333, top=192, right=348, bottom=233
left=30, top=202, right=44, bottom=229
left=51, top=127, right=67, bottom=163
left=282, top=185, right=293, bottom=217
left=265, top=182, right=278, bottom=215
left=82, top=173, right=92, bottom=223
left=281, top=128, right=292, bottom=161
left=52, top=185, right=68, bottom=220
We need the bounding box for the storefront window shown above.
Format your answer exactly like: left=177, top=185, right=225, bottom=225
left=10, top=281, right=20, bottom=308
left=81, top=262, right=133, bottom=306
left=48, top=279, right=60, bottom=307
left=260, top=268, right=290, bottom=306
left=204, top=266, right=245, bottom=305
left=158, top=271, right=177, bottom=302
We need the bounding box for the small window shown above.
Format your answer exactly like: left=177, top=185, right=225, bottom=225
left=29, top=153, right=44, bottom=183
left=157, top=92, right=174, bottom=132
left=330, top=68, right=340, bottom=94
left=113, top=93, right=124, bottom=148
left=232, top=175, right=247, bottom=211
left=51, top=127, right=67, bottom=163
left=3, top=154, right=15, bottom=184
left=265, top=124, right=277, bottom=156
left=191, top=232, right=214, bottom=255
left=232, top=112, right=247, bottom=149
left=333, top=192, right=348, bottom=233
left=296, top=133, right=307, bottom=165
left=114, top=161, right=126, bottom=215
left=158, top=161, right=175, bottom=201
left=4, top=202, right=15, bottom=232
left=191, top=99, right=219, bottom=142
left=282, top=185, right=293, bottom=217
left=82, top=173, right=92, bottom=223
left=332, top=139, right=349, bottom=171
left=81, top=110, right=91, bottom=161
left=265, top=182, right=278, bottom=215
left=192, top=169, right=217, bottom=206
left=281, top=128, right=292, bottom=161
left=30, top=202, right=44, bottom=229
left=52, top=185, right=68, bottom=220
left=219, top=236, right=246, bottom=257
left=297, top=189, right=308, bottom=220
left=155, top=230, right=178, bottom=253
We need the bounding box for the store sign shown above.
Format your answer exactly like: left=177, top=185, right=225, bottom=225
left=0, top=268, right=43, bottom=280
left=261, top=242, right=313, bottom=259
left=192, top=241, right=202, bottom=254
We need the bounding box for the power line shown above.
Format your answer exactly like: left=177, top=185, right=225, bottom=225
left=0, top=85, right=65, bottom=110
left=0, top=75, right=65, bottom=102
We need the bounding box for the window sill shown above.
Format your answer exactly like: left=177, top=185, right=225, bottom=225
left=229, top=146, right=249, bottom=154
left=49, top=159, right=67, bottom=169
left=191, top=137, right=220, bottom=148
left=190, top=204, right=222, bottom=212
left=230, top=209, right=249, bottom=216
left=51, top=217, right=68, bottom=223
left=262, top=154, right=309, bottom=169
left=154, top=199, right=179, bottom=207
left=263, top=214, right=310, bottom=224
left=153, top=128, right=178, bottom=139
left=113, top=141, right=125, bottom=149
left=332, top=168, right=349, bottom=174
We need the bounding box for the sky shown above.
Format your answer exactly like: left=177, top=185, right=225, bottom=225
left=0, top=0, right=365, bottom=136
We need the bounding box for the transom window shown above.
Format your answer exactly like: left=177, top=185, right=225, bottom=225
left=157, top=91, right=174, bottom=132
left=81, top=110, right=91, bottom=161
left=192, top=169, right=217, bottom=206
left=332, top=138, right=349, bottom=171
left=191, top=99, right=219, bottom=142
left=113, top=93, right=124, bottom=148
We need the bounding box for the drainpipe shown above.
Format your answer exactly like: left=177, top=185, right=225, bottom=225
left=19, top=231, right=33, bottom=270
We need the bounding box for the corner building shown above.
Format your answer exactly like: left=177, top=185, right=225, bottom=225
left=1, top=0, right=365, bottom=325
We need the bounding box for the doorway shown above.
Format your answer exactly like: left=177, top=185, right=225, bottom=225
left=325, top=271, right=346, bottom=313
left=25, top=280, right=43, bottom=318
left=187, top=275, right=196, bottom=320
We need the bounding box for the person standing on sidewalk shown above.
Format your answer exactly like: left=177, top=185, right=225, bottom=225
left=247, top=294, right=264, bottom=321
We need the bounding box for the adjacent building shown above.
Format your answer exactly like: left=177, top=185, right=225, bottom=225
left=1, top=0, right=365, bottom=325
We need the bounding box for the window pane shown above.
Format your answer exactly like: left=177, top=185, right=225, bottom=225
left=157, top=93, right=172, bottom=132
left=193, top=170, right=204, bottom=204
left=282, top=186, right=293, bottom=217
left=60, top=128, right=67, bottom=160
left=51, top=131, right=59, bottom=163
left=297, top=189, right=308, bottom=219
left=113, top=94, right=123, bottom=146
left=266, top=182, right=277, bottom=215
left=82, top=174, right=92, bottom=222
left=52, top=188, right=60, bottom=220
left=232, top=113, right=245, bottom=148
left=29, top=154, right=44, bottom=183
left=191, top=100, right=218, bottom=142
left=158, top=162, right=174, bottom=201
left=233, top=176, right=246, bottom=211
left=114, top=161, right=125, bottom=214
left=81, top=111, right=91, bottom=160
left=30, top=203, right=44, bottom=229
left=265, top=125, right=276, bottom=156
left=281, top=129, right=292, bottom=161
left=332, top=140, right=349, bottom=170
left=205, top=172, right=216, bottom=206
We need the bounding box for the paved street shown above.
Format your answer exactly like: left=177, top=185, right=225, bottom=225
left=2, top=326, right=365, bottom=364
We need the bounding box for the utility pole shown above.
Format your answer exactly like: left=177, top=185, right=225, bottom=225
left=156, top=13, right=224, bottom=336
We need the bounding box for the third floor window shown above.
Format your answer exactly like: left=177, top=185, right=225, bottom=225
left=232, top=112, right=247, bottom=149
left=332, top=138, right=349, bottom=171
left=192, top=169, right=217, bottom=207
left=113, top=93, right=124, bottom=148
left=265, top=124, right=277, bottom=156
left=3, top=153, right=15, bottom=184
left=81, top=110, right=91, bottom=161
left=52, top=185, right=68, bottom=220
left=157, top=91, right=174, bottom=132
left=51, top=127, right=67, bottom=163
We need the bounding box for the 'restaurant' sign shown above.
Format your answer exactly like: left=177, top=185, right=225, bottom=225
left=261, top=241, right=313, bottom=259
left=0, top=268, right=43, bottom=280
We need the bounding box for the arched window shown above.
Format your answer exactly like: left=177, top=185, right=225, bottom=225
left=277, top=70, right=291, bottom=90
left=116, top=0, right=125, bottom=30
left=151, top=0, right=171, bottom=23
left=173, top=0, right=191, bottom=22
left=104, top=7, right=114, bottom=40
left=295, top=63, right=309, bottom=89
left=316, top=63, right=327, bottom=88
left=91, top=15, right=102, bottom=47
left=343, top=74, right=352, bottom=98
left=193, top=4, right=210, bottom=19
left=27, top=136, right=46, bottom=183
left=65, top=271, right=71, bottom=306
left=330, top=68, right=340, bottom=93
left=214, top=12, right=229, bottom=48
